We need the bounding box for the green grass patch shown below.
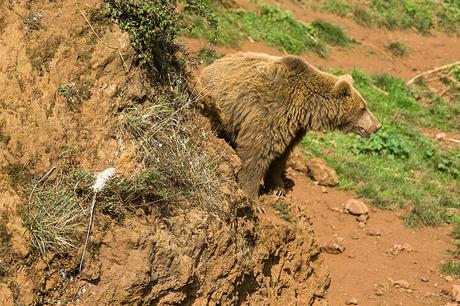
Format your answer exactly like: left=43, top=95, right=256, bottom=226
left=311, top=19, right=354, bottom=47
left=386, top=41, right=408, bottom=57
left=316, top=0, right=460, bottom=34
left=187, top=3, right=354, bottom=57
left=300, top=69, right=460, bottom=227
left=442, top=261, right=460, bottom=278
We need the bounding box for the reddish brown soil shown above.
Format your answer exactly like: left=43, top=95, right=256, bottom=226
left=288, top=170, right=454, bottom=305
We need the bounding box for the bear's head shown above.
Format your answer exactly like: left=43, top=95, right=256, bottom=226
left=333, top=74, right=382, bottom=138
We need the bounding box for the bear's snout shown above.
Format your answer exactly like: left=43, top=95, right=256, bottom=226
left=353, top=109, right=382, bottom=138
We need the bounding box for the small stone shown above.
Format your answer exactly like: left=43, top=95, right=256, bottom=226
left=357, top=214, right=369, bottom=222
left=452, top=284, right=460, bottom=302
left=345, top=297, right=358, bottom=305
left=306, top=158, right=339, bottom=186
left=393, top=279, right=411, bottom=289
left=329, top=206, right=341, bottom=212
left=358, top=222, right=366, bottom=228
left=351, top=233, right=360, bottom=240
left=321, top=186, right=328, bottom=193
left=375, top=289, right=384, bottom=296
left=321, top=239, right=345, bottom=255
left=445, top=275, right=453, bottom=282
left=348, top=254, right=355, bottom=259
left=420, top=277, right=429, bottom=282
left=345, top=199, right=369, bottom=216
left=366, top=229, right=382, bottom=236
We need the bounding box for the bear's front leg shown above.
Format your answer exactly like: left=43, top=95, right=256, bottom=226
left=236, top=144, right=271, bottom=199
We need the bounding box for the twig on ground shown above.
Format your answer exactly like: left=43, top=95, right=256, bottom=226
left=371, top=84, right=389, bottom=95
left=407, top=62, right=460, bottom=85
left=79, top=9, right=129, bottom=73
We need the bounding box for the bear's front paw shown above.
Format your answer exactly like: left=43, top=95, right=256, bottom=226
left=268, top=186, right=288, bottom=196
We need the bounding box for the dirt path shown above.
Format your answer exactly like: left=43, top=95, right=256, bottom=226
left=287, top=170, right=454, bottom=305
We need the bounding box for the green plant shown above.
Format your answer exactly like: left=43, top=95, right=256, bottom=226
left=273, top=200, right=291, bottom=221
left=386, top=42, right=408, bottom=57
left=311, top=19, right=354, bottom=47
left=106, top=0, right=217, bottom=79
left=442, top=261, right=460, bottom=278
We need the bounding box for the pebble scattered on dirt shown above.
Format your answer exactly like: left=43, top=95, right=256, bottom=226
left=345, top=297, right=358, bottom=305
left=322, top=238, right=346, bottom=255
left=345, top=199, right=369, bottom=216
left=452, top=284, right=460, bottom=302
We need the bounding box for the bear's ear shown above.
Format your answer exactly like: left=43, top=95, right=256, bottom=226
left=277, top=56, right=315, bottom=74
left=340, top=74, right=354, bottom=85
left=333, top=79, right=352, bottom=96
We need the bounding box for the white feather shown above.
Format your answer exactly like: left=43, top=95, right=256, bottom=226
left=91, top=167, right=116, bottom=192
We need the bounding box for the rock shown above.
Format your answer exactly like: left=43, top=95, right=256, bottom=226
left=287, top=148, right=309, bottom=174
left=357, top=214, right=368, bottom=222
left=0, top=283, right=14, bottom=306
left=345, top=297, right=358, bottom=305
left=351, top=233, right=360, bottom=240
left=444, top=275, right=453, bottom=282
left=375, top=289, right=384, bottom=296
left=321, top=239, right=345, bottom=255
left=420, top=276, right=429, bottom=282
left=306, top=158, right=339, bottom=186
left=452, top=284, right=460, bottom=302
left=321, top=186, right=328, bottom=193
left=393, top=279, right=411, bottom=289
left=366, top=229, right=382, bottom=236
left=386, top=243, right=414, bottom=256
left=329, top=206, right=341, bottom=212
left=358, top=222, right=366, bottom=228
left=345, top=199, right=369, bottom=216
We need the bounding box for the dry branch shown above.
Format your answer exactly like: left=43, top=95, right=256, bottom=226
left=407, top=62, right=460, bottom=85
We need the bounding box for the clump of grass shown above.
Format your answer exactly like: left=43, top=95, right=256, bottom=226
left=273, top=200, right=291, bottom=221
left=120, top=83, right=226, bottom=214
left=23, top=171, right=92, bottom=254
left=442, top=261, right=460, bottom=278
left=300, top=69, right=460, bottom=227
left=311, top=19, right=354, bottom=47
left=58, top=80, right=93, bottom=110
left=386, top=41, right=408, bottom=57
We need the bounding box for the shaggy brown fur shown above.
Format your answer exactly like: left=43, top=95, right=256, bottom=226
left=199, top=52, right=381, bottom=199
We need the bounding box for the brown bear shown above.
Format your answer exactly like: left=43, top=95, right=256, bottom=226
left=199, top=52, right=381, bottom=199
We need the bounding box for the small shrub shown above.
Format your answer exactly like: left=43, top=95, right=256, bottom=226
left=273, top=200, right=290, bottom=221
left=106, top=0, right=217, bottom=79
left=352, top=131, right=411, bottom=159
left=386, top=42, right=408, bottom=57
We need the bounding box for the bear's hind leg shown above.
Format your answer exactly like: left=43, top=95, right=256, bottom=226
left=264, top=150, right=292, bottom=196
